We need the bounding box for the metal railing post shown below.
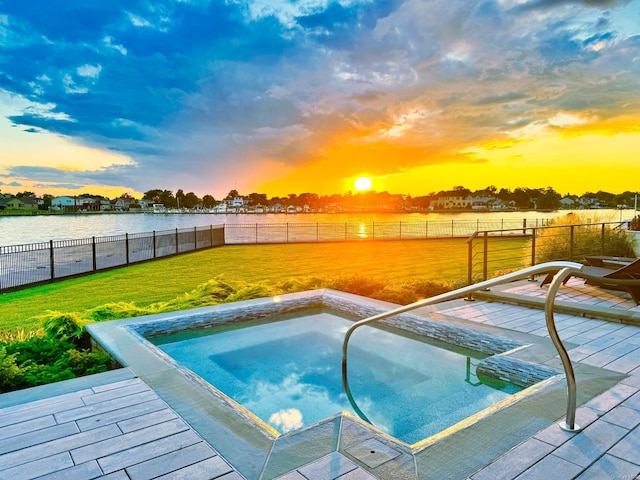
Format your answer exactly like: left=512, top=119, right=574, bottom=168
left=569, top=225, right=575, bottom=260
left=531, top=228, right=537, bottom=267
left=483, top=231, right=489, bottom=281
left=545, top=267, right=582, bottom=432
left=126, top=233, right=130, bottom=265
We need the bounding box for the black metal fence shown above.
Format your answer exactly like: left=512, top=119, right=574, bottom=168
left=1, top=218, right=550, bottom=292
left=0, top=225, right=225, bottom=292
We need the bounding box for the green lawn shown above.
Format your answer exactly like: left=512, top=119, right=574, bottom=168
left=0, top=238, right=527, bottom=331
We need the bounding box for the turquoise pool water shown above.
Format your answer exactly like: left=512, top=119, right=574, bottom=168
left=152, top=312, right=521, bottom=444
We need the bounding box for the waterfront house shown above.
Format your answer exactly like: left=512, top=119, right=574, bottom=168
left=51, top=196, right=78, bottom=211
left=6, top=196, right=39, bottom=211
left=431, top=189, right=473, bottom=209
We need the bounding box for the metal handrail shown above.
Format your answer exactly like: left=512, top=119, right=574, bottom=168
left=341, top=261, right=585, bottom=433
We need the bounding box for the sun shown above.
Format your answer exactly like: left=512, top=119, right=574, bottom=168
left=354, top=177, right=372, bottom=191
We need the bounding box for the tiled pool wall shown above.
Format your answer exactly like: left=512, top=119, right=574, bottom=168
left=130, top=289, right=562, bottom=390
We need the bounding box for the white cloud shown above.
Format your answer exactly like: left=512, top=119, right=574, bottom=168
left=268, top=408, right=304, bottom=432
left=77, top=64, right=102, bottom=79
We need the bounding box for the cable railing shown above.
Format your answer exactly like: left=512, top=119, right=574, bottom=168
left=466, top=221, right=627, bottom=283
left=341, top=261, right=585, bottom=433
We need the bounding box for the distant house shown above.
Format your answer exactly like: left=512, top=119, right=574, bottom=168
left=113, top=198, right=131, bottom=211
left=431, top=189, right=473, bottom=209
left=560, top=196, right=576, bottom=209
left=99, top=198, right=111, bottom=211
left=6, top=196, right=39, bottom=211
left=51, top=196, right=78, bottom=210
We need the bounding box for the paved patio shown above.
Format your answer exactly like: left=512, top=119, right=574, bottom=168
left=2, top=275, right=640, bottom=479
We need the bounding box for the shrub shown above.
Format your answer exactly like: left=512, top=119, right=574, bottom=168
left=630, top=216, right=640, bottom=231
left=0, top=336, right=114, bottom=393
left=0, top=346, right=25, bottom=391
left=534, top=212, right=635, bottom=263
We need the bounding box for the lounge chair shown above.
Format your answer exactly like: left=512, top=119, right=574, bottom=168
left=582, top=256, right=638, bottom=269
left=540, top=257, right=640, bottom=305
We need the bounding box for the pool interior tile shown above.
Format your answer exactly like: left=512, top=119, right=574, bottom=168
left=344, top=438, right=401, bottom=468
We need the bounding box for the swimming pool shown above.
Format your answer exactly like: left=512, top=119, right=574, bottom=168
left=150, top=311, right=521, bottom=444
left=88, top=289, right=579, bottom=479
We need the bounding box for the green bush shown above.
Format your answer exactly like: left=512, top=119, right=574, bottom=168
left=0, top=336, right=113, bottom=393
left=534, top=213, right=635, bottom=263
left=630, top=216, right=640, bottom=231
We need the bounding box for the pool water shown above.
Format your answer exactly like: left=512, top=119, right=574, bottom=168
left=152, top=312, right=521, bottom=444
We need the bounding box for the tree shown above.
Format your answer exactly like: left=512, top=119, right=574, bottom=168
left=202, top=195, right=216, bottom=208
left=536, top=187, right=561, bottom=210
left=183, top=192, right=201, bottom=209
left=143, top=189, right=163, bottom=202
left=158, top=190, right=176, bottom=208
left=225, top=189, right=240, bottom=200
left=176, top=189, right=185, bottom=208
left=246, top=192, right=268, bottom=206
left=16, top=191, right=36, bottom=198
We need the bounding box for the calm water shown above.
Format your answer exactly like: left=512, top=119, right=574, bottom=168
left=153, top=312, right=520, bottom=443
left=0, top=209, right=622, bottom=247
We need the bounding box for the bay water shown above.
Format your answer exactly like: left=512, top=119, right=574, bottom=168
left=0, top=209, right=623, bottom=247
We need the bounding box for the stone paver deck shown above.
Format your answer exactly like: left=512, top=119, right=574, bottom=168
left=2, top=275, right=640, bottom=479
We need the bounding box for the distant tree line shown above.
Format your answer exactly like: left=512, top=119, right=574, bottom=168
left=2, top=186, right=638, bottom=212
left=140, top=186, right=638, bottom=211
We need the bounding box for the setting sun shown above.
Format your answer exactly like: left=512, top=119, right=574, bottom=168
left=354, top=177, right=372, bottom=191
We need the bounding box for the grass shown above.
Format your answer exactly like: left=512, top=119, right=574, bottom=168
left=0, top=238, right=527, bottom=332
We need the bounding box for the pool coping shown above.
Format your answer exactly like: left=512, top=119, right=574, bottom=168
left=86, top=289, right=625, bottom=480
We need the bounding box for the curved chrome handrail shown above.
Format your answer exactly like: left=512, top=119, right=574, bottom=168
left=341, top=261, right=584, bottom=432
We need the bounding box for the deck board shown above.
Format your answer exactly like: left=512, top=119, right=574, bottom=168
left=0, top=378, right=237, bottom=480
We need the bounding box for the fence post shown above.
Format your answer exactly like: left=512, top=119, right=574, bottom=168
left=92, top=237, right=97, bottom=272
left=153, top=231, right=157, bottom=258
left=316, top=223, right=319, bottom=242
left=49, top=240, right=55, bottom=280
left=451, top=219, right=454, bottom=237
left=372, top=221, right=375, bottom=240
left=399, top=221, right=402, bottom=239
left=286, top=223, right=289, bottom=243
left=467, top=237, right=474, bottom=286
left=569, top=225, right=575, bottom=260
left=255, top=224, right=258, bottom=244
left=523, top=218, right=527, bottom=235
left=483, top=231, right=488, bottom=281
left=210, top=225, right=213, bottom=247
left=426, top=221, right=428, bottom=239
left=194, top=227, right=197, bottom=250
left=126, top=233, right=130, bottom=264
left=531, top=228, right=537, bottom=267
left=345, top=222, right=347, bottom=241
left=601, top=223, right=605, bottom=254
left=175, top=228, right=179, bottom=254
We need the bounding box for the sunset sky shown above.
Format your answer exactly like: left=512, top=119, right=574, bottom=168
left=1, top=0, right=639, bottom=199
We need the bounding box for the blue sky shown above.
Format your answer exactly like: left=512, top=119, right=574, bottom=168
left=1, top=0, right=639, bottom=199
